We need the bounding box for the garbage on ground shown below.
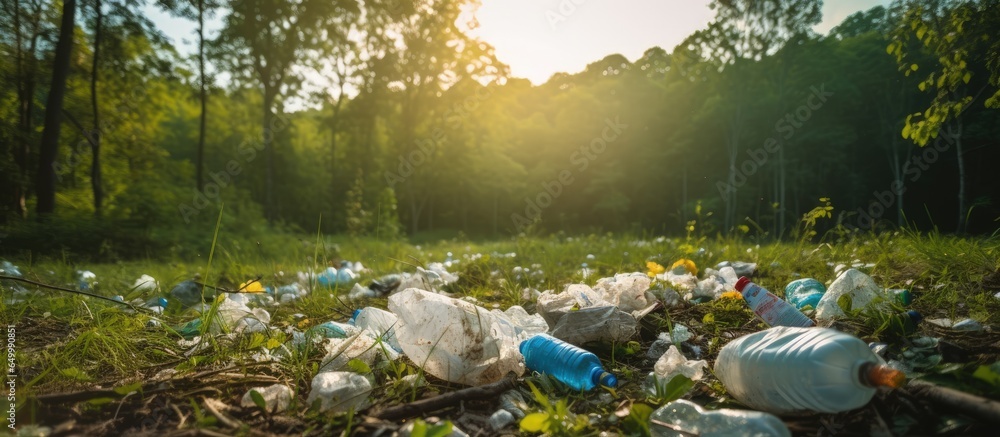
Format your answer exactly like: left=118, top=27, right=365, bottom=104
left=735, top=277, right=814, bottom=328
left=499, top=390, right=526, bottom=419
left=426, top=262, right=459, bottom=285
left=644, top=345, right=707, bottom=396
left=815, top=268, right=906, bottom=320
left=925, top=317, right=984, bottom=331
left=144, top=297, right=167, bottom=314
left=489, top=409, right=516, bottom=431
left=520, top=333, right=617, bottom=391
left=665, top=324, right=692, bottom=344
left=76, top=270, right=97, bottom=291
left=0, top=261, right=22, bottom=277
left=170, top=280, right=208, bottom=308
left=785, top=278, right=826, bottom=310
left=241, top=384, right=293, bottom=413
left=888, top=288, right=914, bottom=305
left=649, top=399, right=790, bottom=437
left=493, top=305, right=549, bottom=339
left=306, top=371, right=372, bottom=413
left=714, top=326, right=905, bottom=414
left=832, top=260, right=876, bottom=276
left=132, top=274, right=157, bottom=292
left=388, top=288, right=524, bottom=386
left=273, top=283, right=306, bottom=303
left=592, top=272, right=657, bottom=312
left=319, top=331, right=399, bottom=372
left=579, top=263, right=592, bottom=279
left=549, top=305, right=638, bottom=346
left=715, top=260, right=757, bottom=277
left=353, top=307, right=402, bottom=352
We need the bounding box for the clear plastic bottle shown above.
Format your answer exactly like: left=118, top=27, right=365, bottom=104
left=714, top=326, right=906, bottom=414
left=520, top=334, right=617, bottom=391
left=736, top=277, right=814, bottom=327
left=650, top=399, right=790, bottom=437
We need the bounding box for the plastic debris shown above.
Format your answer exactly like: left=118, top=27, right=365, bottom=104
left=736, top=278, right=814, bottom=328
left=317, top=267, right=340, bottom=287
left=664, top=324, right=692, bottom=344
left=785, top=278, right=826, bottom=310
left=426, top=262, right=459, bottom=285
left=644, top=345, right=706, bottom=396
left=337, top=261, right=357, bottom=284
left=493, top=305, right=548, bottom=339
left=170, top=280, right=207, bottom=308
left=319, top=332, right=398, bottom=372
left=592, top=272, right=656, bottom=312
left=715, top=326, right=905, bottom=414
left=650, top=399, right=790, bottom=437
left=0, top=261, right=22, bottom=277
left=369, top=274, right=402, bottom=295
left=499, top=390, right=526, bottom=419
left=76, top=270, right=97, bottom=291
left=348, top=283, right=378, bottom=300
left=131, top=274, right=157, bottom=292
left=549, top=306, right=638, bottom=346
left=715, top=261, right=757, bottom=277
left=521, top=334, right=617, bottom=391
left=353, top=307, right=402, bottom=352
left=241, top=384, right=293, bottom=413
left=927, top=318, right=983, bottom=331
left=489, top=409, right=516, bottom=431
left=306, top=371, right=372, bottom=413
left=816, top=268, right=891, bottom=320
left=388, top=288, right=524, bottom=386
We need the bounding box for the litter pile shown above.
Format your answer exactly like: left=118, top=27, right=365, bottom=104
left=7, top=255, right=996, bottom=435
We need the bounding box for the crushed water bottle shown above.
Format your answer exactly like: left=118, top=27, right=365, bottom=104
left=736, top=277, right=814, bottom=328
left=520, top=334, right=617, bottom=391
left=714, top=326, right=906, bottom=414
left=650, top=399, right=790, bottom=437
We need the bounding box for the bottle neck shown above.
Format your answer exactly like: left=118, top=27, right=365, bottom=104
left=858, top=362, right=906, bottom=389
left=591, top=367, right=618, bottom=388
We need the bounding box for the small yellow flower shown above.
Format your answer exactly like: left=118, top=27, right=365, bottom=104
left=239, top=280, right=265, bottom=293
left=670, top=259, right=698, bottom=276
left=720, top=291, right=743, bottom=300
left=646, top=261, right=666, bottom=277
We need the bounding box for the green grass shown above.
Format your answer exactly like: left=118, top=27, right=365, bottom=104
left=2, top=229, right=1000, bottom=435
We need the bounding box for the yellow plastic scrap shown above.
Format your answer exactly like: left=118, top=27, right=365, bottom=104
left=670, top=259, right=698, bottom=276
left=646, top=261, right=666, bottom=277
left=239, top=280, right=265, bottom=293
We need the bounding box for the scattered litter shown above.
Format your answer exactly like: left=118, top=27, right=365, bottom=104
left=644, top=345, right=707, bottom=396
left=664, top=324, right=692, bottom=344
left=0, top=261, right=22, bottom=277
left=241, top=384, right=293, bottom=413
left=592, top=272, right=656, bottom=312
left=426, top=262, right=459, bottom=285
left=319, top=332, right=398, bottom=372
left=493, top=305, right=549, bottom=339
left=389, top=288, right=523, bottom=386
left=926, top=318, right=983, bottom=331
left=306, top=371, right=372, bottom=413
left=736, top=278, right=814, bottom=327
left=715, top=261, right=757, bottom=277
left=650, top=399, right=790, bottom=437
left=815, top=269, right=896, bottom=320
left=785, top=278, right=826, bottom=310
left=170, top=280, right=207, bottom=308
left=715, top=326, right=904, bottom=414
left=353, top=307, right=402, bottom=352
left=521, top=334, right=617, bottom=391
left=348, top=283, right=378, bottom=300
left=132, top=274, right=157, bottom=292
left=549, top=306, right=638, bottom=346
left=76, top=270, right=97, bottom=291
left=499, top=390, right=526, bottom=419
left=489, top=409, right=516, bottom=431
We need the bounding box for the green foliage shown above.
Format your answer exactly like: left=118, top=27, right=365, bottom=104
left=519, top=381, right=589, bottom=435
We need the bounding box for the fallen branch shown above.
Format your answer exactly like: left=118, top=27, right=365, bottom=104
left=373, top=373, right=518, bottom=421
left=0, top=274, right=152, bottom=314
left=908, top=380, right=1000, bottom=424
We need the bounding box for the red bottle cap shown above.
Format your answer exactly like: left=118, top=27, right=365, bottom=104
left=735, top=277, right=752, bottom=292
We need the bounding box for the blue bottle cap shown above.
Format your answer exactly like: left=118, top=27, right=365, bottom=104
left=906, top=310, right=922, bottom=324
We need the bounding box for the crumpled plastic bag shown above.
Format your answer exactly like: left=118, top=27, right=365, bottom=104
left=241, top=384, right=293, bottom=413
left=593, top=272, right=656, bottom=312
left=644, top=346, right=707, bottom=396
left=388, top=288, right=524, bottom=386
left=816, top=268, right=884, bottom=320
left=492, top=305, right=549, bottom=340
left=536, top=284, right=605, bottom=326
left=549, top=306, right=637, bottom=346
left=307, top=371, right=372, bottom=413
left=319, top=332, right=399, bottom=372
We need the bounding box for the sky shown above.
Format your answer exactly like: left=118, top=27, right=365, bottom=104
left=147, top=0, right=891, bottom=86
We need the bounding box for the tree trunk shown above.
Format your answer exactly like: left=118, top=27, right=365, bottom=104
left=196, top=0, right=206, bottom=191
left=953, top=121, right=966, bottom=233
left=263, top=87, right=276, bottom=223
left=90, top=0, right=103, bottom=217
left=35, top=0, right=77, bottom=218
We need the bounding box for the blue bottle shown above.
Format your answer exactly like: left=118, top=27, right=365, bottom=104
left=520, top=334, right=617, bottom=391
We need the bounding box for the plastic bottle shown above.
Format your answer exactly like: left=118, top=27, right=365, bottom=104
left=714, top=326, right=906, bottom=414
left=784, top=278, right=826, bottom=310
left=887, top=288, right=913, bottom=305
left=650, top=399, right=790, bottom=437
left=519, top=334, right=618, bottom=391
left=736, top=277, right=814, bottom=328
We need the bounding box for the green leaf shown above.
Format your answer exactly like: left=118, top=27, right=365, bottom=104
left=622, top=403, right=654, bottom=437
left=249, top=390, right=268, bottom=411
left=520, top=412, right=549, bottom=432
left=916, top=26, right=927, bottom=40
left=60, top=367, right=92, bottom=382
left=910, top=63, right=919, bottom=72
left=837, top=294, right=853, bottom=313
left=702, top=313, right=715, bottom=324
left=347, top=358, right=372, bottom=375
left=963, top=71, right=971, bottom=84
left=425, top=421, right=454, bottom=437
left=113, top=382, right=143, bottom=396
left=973, top=364, right=1000, bottom=387
left=655, top=375, right=694, bottom=402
